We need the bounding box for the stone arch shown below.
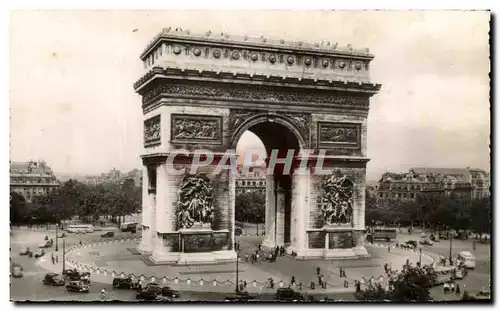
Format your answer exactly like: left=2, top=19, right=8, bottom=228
left=230, top=113, right=307, bottom=151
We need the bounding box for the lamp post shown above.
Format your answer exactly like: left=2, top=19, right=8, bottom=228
left=419, top=248, right=422, bottom=266
left=61, top=239, right=66, bottom=274
left=235, top=251, right=239, bottom=293
left=449, top=229, right=453, bottom=261
left=55, top=225, right=59, bottom=252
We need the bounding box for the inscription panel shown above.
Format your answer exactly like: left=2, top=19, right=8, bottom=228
left=144, top=115, right=161, bottom=146
left=328, top=231, right=354, bottom=249
left=318, top=122, right=361, bottom=148
left=171, top=114, right=223, bottom=144
left=308, top=231, right=326, bottom=249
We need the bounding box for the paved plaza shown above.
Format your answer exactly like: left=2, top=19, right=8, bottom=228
left=10, top=227, right=491, bottom=301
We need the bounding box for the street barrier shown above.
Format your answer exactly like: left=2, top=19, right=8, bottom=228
left=61, top=237, right=437, bottom=292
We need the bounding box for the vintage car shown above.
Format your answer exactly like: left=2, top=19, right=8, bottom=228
left=101, top=231, right=115, bottom=238
left=38, top=240, right=53, bottom=248
left=66, top=281, right=90, bottom=293
left=43, top=273, right=65, bottom=286
left=403, top=240, right=418, bottom=249
left=11, top=264, right=23, bottom=278
left=63, top=269, right=82, bottom=281
left=34, top=249, right=45, bottom=258
left=275, top=288, right=304, bottom=302
left=112, top=277, right=140, bottom=289
left=142, top=283, right=180, bottom=298
left=19, top=247, right=31, bottom=256
left=419, top=239, right=434, bottom=246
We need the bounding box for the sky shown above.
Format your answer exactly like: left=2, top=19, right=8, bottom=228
left=9, top=10, right=491, bottom=180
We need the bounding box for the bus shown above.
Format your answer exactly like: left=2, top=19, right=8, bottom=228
left=120, top=222, right=137, bottom=233
left=457, top=251, right=476, bottom=269
left=67, top=224, right=94, bottom=233
left=367, top=228, right=398, bottom=242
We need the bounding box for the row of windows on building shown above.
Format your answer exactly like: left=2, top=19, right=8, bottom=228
left=11, top=177, right=58, bottom=184
left=12, top=187, right=51, bottom=201
left=378, top=192, right=416, bottom=199
left=236, top=180, right=266, bottom=187
left=236, top=188, right=266, bottom=195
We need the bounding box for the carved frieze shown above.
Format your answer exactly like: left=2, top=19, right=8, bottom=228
left=171, top=114, right=222, bottom=144
left=318, top=122, right=360, bottom=147
left=176, top=174, right=214, bottom=230
left=144, top=115, right=161, bottom=146
left=143, top=82, right=370, bottom=108
left=229, top=109, right=310, bottom=145
left=319, top=174, right=354, bottom=227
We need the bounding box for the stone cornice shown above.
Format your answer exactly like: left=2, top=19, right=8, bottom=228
left=140, top=28, right=374, bottom=61
left=134, top=67, right=382, bottom=94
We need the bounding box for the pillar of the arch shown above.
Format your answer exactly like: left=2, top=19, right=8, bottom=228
left=262, top=175, right=276, bottom=248
left=288, top=167, right=310, bottom=256
left=138, top=165, right=152, bottom=253
left=151, top=162, right=179, bottom=263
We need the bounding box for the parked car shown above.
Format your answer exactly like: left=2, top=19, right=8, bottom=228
left=101, top=231, right=115, bottom=238
left=11, top=264, right=23, bottom=278
left=38, top=240, right=53, bottom=248
left=404, top=240, right=418, bottom=249
left=66, top=281, right=90, bottom=293
left=63, top=269, right=81, bottom=281
left=43, top=273, right=65, bottom=286
left=112, top=277, right=139, bottom=289
left=160, top=286, right=180, bottom=298
left=275, top=288, right=304, bottom=301
left=235, top=228, right=243, bottom=236
left=419, top=239, right=434, bottom=246
left=19, top=247, right=31, bottom=256
left=34, top=249, right=45, bottom=258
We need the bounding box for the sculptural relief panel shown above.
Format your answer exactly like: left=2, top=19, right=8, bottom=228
left=318, top=174, right=354, bottom=227
left=176, top=174, right=215, bottom=230
left=171, top=114, right=222, bottom=144
left=317, top=122, right=360, bottom=148
left=144, top=115, right=161, bottom=146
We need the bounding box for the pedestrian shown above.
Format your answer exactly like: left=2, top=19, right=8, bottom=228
left=258, top=244, right=261, bottom=252
left=79, top=241, right=82, bottom=246
left=256, top=253, right=260, bottom=264
left=100, top=288, right=107, bottom=301
left=317, top=274, right=322, bottom=286
left=291, top=276, right=296, bottom=286
left=388, top=245, right=391, bottom=253
left=243, top=280, right=247, bottom=289
left=245, top=253, right=249, bottom=262
left=269, top=278, right=274, bottom=289
left=316, top=266, right=321, bottom=276
left=384, top=263, right=388, bottom=274
left=456, top=284, right=461, bottom=296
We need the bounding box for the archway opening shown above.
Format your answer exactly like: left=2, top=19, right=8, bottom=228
left=235, top=121, right=302, bottom=247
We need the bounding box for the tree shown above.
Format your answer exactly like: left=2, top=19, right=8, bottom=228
left=235, top=191, right=265, bottom=223
left=10, top=192, right=27, bottom=224
left=356, top=265, right=437, bottom=302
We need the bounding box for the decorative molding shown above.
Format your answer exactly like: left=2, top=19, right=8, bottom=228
left=229, top=109, right=310, bottom=145
left=171, top=114, right=222, bottom=144
left=142, top=81, right=371, bottom=108
left=319, top=173, right=354, bottom=227
left=144, top=115, right=161, bottom=146
left=318, top=122, right=361, bottom=148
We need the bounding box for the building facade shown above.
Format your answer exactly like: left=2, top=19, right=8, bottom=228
left=235, top=166, right=266, bottom=195
left=10, top=160, right=60, bottom=202
left=377, top=167, right=490, bottom=201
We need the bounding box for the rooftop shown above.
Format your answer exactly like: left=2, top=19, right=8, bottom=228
left=140, top=27, right=374, bottom=61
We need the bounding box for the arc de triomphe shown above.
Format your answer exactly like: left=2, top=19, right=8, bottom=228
left=134, top=28, right=381, bottom=264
